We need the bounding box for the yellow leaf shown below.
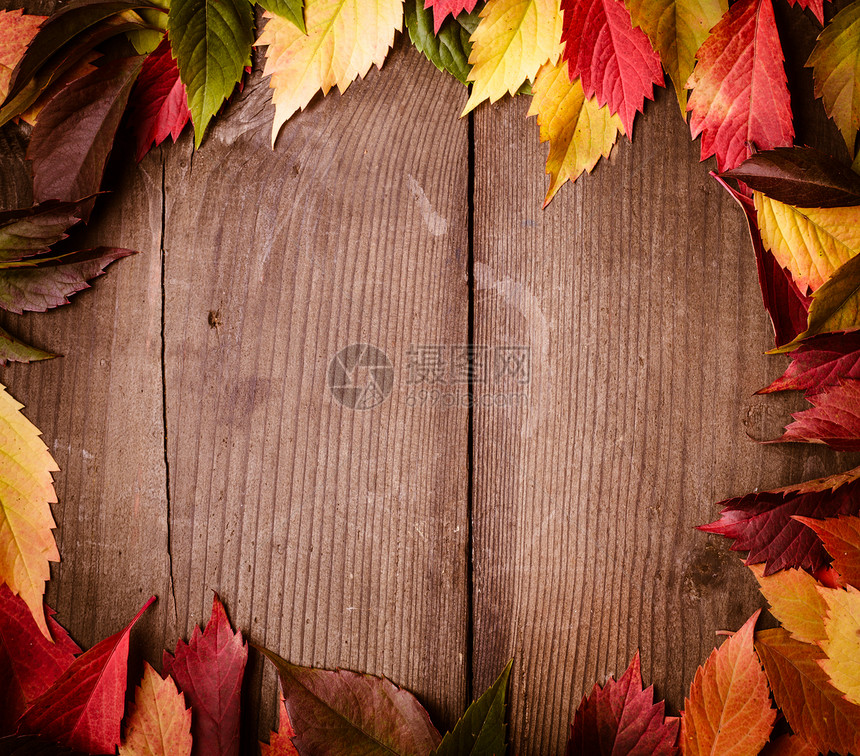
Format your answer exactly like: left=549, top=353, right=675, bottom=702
left=0, top=383, right=59, bottom=640
left=257, top=0, right=403, bottom=145
left=819, top=584, right=860, bottom=706
left=528, top=60, right=622, bottom=205
left=462, top=0, right=562, bottom=114
left=749, top=563, right=827, bottom=644
left=754, top=192, right=860, bottom=293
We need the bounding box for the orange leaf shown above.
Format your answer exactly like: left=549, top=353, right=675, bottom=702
left=0, top=10, right=45, bottom=102
left=260, top=696, right=298, bottom=756
left=758, top=733, right=819, bottom=756
left=796, top=514, right=860, bottom=588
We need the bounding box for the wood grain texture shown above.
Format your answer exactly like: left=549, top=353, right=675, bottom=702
left=471, top=87, right=859, bottom=753
left=161, top=41, right=470, bottom=741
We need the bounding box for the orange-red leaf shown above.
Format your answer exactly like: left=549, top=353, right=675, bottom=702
left=423, top=0, right=477, bottom=32
left=758, top=733, right=819, bottom=756
left=776, top=379, right=860, bottom=450
left=260, top=696, right=298, bottom=756
left=795, top=514, right=860, bottom=587
left=680, top=611, right=775, bottom=756
left=0, top=10, right=45, bottom=102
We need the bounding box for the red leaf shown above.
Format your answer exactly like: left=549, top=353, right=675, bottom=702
left=566, top=652, right=679, bottom=755
left=699, top=466, right=860, bottom=574
left=795, top=515, right=860, bottom=587
left=422, top=0, right=477, bottom=33
left=128, top=38, right=190, bottom=162
left=687, top=0, right=794, bottom=172
left=712, top=174, right=810, bottom=347
left=776, top=379, right=860, bottom=449
left=17, top=597, right=155, bottom=755
left=0, top=585, right=79, bottom=734
left=560, top=0, right=663, bottom=135
left=162, top=593, right=247, bottom=756
left=759, top=332, right=860, bottom=395
left=260, top=697, right=298, bottom=756
left=783, top=0, right=825, bottom=23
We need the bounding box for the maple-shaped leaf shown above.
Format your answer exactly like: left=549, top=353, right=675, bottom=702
left=168, top=0, right=253, bottom=148
left=258, top=0, right=306, bottom=33
left=528, top=59, right=623, bottom=205
left=0, top=384, right=60, bottom=641
left=700, top=466, right=860, bottom=574
left=432, top=660, right=511, bottom=756
left=796, top=515, right=860, bottom=587
left=0, top=585, right=80, bottom=734
left=257, top=646, right=442, bottom=755
left=128, top=38, right=191, bottom=162
left=118, top=662, right=192, bottom=756
left=776, top=379, right=860, bottom=449
left=560, top=0, right=663, bottom=136
left=405, top=0, right=473, bottom=84
left=755, top=627, right=860, bottom=754
left=759, top=332, right=860, bottom=395
left=807, top=0, right=860, bottom=155
left=257, top=0, right=403, bottom=146
left=0, top=10, right=46, bottom=102
left=260, top=696, right=298, bottom=756
left=460, top=0, right=562, bottom=114
left=17, top=597, right=155, bottom=754
left=0, top=247, right=135, bottom=315
left=566, top=652, right=678, bottom=755
left=687, top=0, right=793, bottom=172
left=758, top=733, right=819, bottom=756
left=162, top=593, right=246, bottom=756
left=754, top=192, right=860, bottom=293
left=0, top=734, right=93, bottom=756
left=0, top=328, right=55, bottom=367
left=818, top=583, right=860, bottom=705
left=0, top=202, right=87, bottom=261
left=625, top=0, right=723, bottom=115
left=681, top=611, right=774, bottom=756
left=712, top=174, right=810, bottom=347
left=28, top=56, right=144, bottom=213
left=748, top=563, right=827, bottom=644
left=424, top=0, right=477, bottom=32
left=723, top=147, right=860, bottom=207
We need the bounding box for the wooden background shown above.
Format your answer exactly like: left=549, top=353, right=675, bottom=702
left=1, top=3, right=858, bottom=752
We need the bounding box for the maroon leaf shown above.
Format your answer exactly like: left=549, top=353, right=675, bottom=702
left=129, top=38, right=191, bottom=162
left=712, top=174, right=810, bottom=347
left=758, top=332, right=860, bottom=395
left=0, top=201, right=86, bottom=261
left=0, top=735, right=94, bottom=756
left=27, top=56, right=144, bottom=214
left=721, top=146, right=860, bottom=208
left=775, top=379, right=860, bottom=449
left=17, top=597, right=155, bottom=755
left=699, top=467, right=860, bottom=574
left=0, top=247, right=135, bottom=314
left=783, top=0, right=825, bottom=23
left=162, top=593, right=247, bottom=756
left=0, top=585, right=79, bottom=734
left=566, top=652, right=679, bottom=755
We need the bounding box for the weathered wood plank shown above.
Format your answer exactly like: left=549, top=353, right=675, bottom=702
left=471, top=87, right=859, bottom=753
left=161, top=42, right=470, bottom=740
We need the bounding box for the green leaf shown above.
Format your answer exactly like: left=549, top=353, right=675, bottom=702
left=405, top=0, right=471, bottom=84
left=432, top=660, right=512, bottom=756
left=168, top=0, right=254, bottom=148
left=257, top=0, right=306, bottom=33
left=0, top=327, right=55, bottom=365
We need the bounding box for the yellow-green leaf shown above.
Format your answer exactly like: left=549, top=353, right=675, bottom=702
left=748, top=563, right=827, bottom=644
left=819, top=584, right=860, bottom=706
left=807, top=0, right=860, bottom=154
left=461, top=0, right=562, bottom=114
left=0, top=383, right=59, bottom=640
left=257, top=0, right=403, bottom=146
left=528, top=59, right=622, bottom=205
left=626, top=0, right=727, bottom=114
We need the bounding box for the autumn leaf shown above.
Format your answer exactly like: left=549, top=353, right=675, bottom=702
left=528, top=59, right=623, bottom=205
left=260, top=696, right=298, bottom=756
left=128, top=38, right=191, bottom=162
left=163, top=593, right=246, bottom=756
left=755, top=627, right=860, bottom=755
left=759, top=332, right=860, bottom=395
left=699, top=466, right=860, bottom=574
left=28, top=56, right=144, bottom=212
left=423, top=0, right=477, bottom=31
left=560, top=0, right=663, bottom=136
left=758, top=734, right=819, bottom=756
left=17, top=597, right=155, bottom=754
left=258, top=646, right=442, bottom=756
left=258, top=0, right=306, bottom=33
left=795, top=514, right=860, bottom=587
left=0, top=735, right=92, bottom=755
left=567, top=652, right=678, bottom=755
left=461, top=0, right=562, bottom=114
left=0, top=585, right=80, bottom=734
left=722, top=147, right=860, bottom=208
left=807, top=0, right=860, bottom=154
left=817, top=583, right=860, bottom=705
left=687, top=0, right=793, bottom=172
left=625, top=0, right=725, bottom=115
left=0, top=201, right=88, bottom=261
left=775, top=379, right=860, bottom=449
left=748, top=563, right=827, bottom=644
left=0, top=328, right=55, bottom=367
left=405, top=0, right=473, bottom=84
left=118, top=662, right=192, bottom=756
left=0, top=10, right=46, bottom=102
left=754, top=192, right=860, bottom=293
left=257, top=0, right=403, bottom=146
